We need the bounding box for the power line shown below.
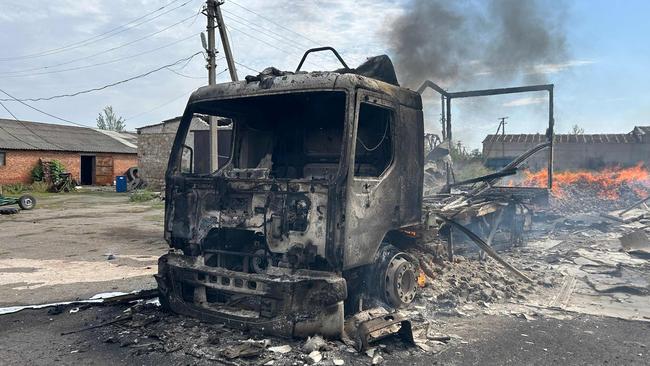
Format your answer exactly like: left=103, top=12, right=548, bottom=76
left=0, top=0, right=194, bottom=62
left=234, top=60, right=260, bottom=74
left=0, top=53, right=203, bottom=102
left=123, top=72, right=223, bottom=122
left=222, top=14, right=327, bottom=68
left=222, top=10, right=310, bottom=51
left=0, top=11, right=200, bottom=76
left=0, top=92, right=74, bottom=149
left=0, top=88, right=91, bottom=127
left=228, top=0, right=321, bottom=46
left=167, top=68, right=209, bottom=79
left=225, top=23, right=321, bottom=69
left=0, top=33, right=201, bottom=78
left=0, top=100, right=19, bottom=120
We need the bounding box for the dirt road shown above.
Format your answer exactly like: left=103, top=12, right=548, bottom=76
left=0, top=191, right=167, bottom=306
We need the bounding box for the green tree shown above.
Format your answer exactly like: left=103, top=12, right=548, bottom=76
left=96, top=105, right=126, bottom=132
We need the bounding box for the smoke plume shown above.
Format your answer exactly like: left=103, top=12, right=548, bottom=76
left=386, top=0, right=569, bottom=88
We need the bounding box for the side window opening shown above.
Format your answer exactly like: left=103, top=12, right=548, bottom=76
left=179, top=115, right=233, bottom=175
left=354, top=103, right=393, bottom=177
left=0, top=151, right=5, bottom=166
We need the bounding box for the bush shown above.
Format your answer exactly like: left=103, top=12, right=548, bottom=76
left=129, top=189, right=158, bottom=202
left=32, top=160, right=66, bottom=183
left=1, top=183, right=28, bottom=195
left=29, top=181, right=50, bottom=193
left=0, top=182, right=50, bottom=195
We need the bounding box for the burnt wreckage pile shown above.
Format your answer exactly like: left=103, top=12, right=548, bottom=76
left=147, top=47, right=649, bottom=362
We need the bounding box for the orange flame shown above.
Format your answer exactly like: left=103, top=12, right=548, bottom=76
left=522, top=163, right=650, bottom=200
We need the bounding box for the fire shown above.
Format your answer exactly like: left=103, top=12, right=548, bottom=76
left=522, top=163, right=650, bottom=200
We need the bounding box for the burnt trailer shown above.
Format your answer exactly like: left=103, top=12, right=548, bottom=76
left=156, top=50, right=424, bottom=338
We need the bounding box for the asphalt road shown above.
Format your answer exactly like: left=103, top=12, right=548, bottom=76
left=0, top=303, right=648, bottom=366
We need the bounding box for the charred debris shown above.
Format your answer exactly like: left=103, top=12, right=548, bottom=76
left=31, top=48, right=641, bottom=364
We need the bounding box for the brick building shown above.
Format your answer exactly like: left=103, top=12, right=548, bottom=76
left=482, top=125, right=650, bottom=171
left=137, top=116, right=231, bottom=189
left=0, top=119, right=137, bottom=185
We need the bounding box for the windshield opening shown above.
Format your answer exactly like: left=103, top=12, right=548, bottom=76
left=191, top=91, right=346, bottom=180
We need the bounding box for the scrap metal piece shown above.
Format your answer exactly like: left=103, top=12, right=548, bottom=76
left=436, top=214, right=534, bottom=283
left=619, top=229, right=650, bottom=255
left=344, top=307, right=415, bottom=351
left=618, top=195, right=650, bottom=217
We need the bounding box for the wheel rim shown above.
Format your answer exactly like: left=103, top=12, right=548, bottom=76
left=384, top=255, right=418, bottom=307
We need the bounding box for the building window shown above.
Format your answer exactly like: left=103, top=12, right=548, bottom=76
left=354, top=103, right=393, bottom=177
left=0, top=151, right=5, bottom=166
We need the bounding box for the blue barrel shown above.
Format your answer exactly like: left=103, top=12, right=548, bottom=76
left=116, top=176, right=127, bottom=192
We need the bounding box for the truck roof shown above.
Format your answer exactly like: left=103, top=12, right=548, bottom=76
left=188, top=71, right=422, bottom=110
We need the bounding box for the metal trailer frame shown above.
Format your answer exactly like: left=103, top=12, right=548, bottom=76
left=417, top=80, right=555, bottom=188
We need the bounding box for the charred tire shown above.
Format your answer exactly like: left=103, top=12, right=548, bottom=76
left=125, top=167, right=139, bottom=181
left=0, top=207, right=19, bottom=215
left=18, top=195, right=36, bottom=210
left=375, top=245, right=418, bottom=308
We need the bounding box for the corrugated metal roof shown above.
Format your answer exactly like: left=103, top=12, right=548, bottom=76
left=633, top=126, right=650, bottom=135
left=0, top=119, right=136, bottom=154
left=483, top=132, right=642, bottom=144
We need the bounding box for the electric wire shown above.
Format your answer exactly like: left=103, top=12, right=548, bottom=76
left=0, top=101, right=42, bottom=149
left=225, top=24, right=322, bottom=70
left=234, top=61, right=260, bottom=74
left=0, top=12, right=200, bottom=76
left=228, top=0, right=321, bottom=46
left=0, top=33, right=202, bottom=78
left=0, top=53, right=203, bottom=102
left=0, top=0, right=193, bottom=62
left=124, top=67, right=229, bottom=122
left=222, top=14, right=328, bottom=68
left=357, top=120, right=390, bottom=152
left=221, top=9, right=331, bottom=65
left=0, top=88, right=91, bottom=127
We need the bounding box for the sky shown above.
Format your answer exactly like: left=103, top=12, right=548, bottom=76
left=0, top=0, right=648, bottom=149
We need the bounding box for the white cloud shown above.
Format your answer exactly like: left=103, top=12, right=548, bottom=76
left=503, top=97, right=547, bottom=107
left=530, top=60, right=596, bottom=74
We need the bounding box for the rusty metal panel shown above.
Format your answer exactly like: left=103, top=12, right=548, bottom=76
left=95, top=154, right=113, bottom=185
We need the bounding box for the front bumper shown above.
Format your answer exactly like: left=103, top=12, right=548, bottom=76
left=156, top=253, right=347, bottom=338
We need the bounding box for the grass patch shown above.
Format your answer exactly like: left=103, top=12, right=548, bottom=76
left=129, top=189, right=159, bottom=203
left=1, top=181, right=52, bottom=195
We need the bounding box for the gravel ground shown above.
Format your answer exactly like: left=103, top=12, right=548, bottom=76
left=0, top=191, right=168, bottom=306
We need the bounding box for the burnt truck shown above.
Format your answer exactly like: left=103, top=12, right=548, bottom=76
left=156, top=48, right=554, bottom=338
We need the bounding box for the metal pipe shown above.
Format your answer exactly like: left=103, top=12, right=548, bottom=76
left=547, top=87, right=554, bottom=189
left=447, top=84, right=553, bottom=98
left=436, top=214, right=534, bottom=283
left=445, top=96, right=451, bottom=141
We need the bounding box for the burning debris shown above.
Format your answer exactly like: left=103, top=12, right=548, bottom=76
left=522, top=164, right=650, bottom=213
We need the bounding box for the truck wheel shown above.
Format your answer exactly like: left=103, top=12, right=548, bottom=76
left=382, top=254, right=418, bottom=307
left=376, top=245, right=418, bottom=308
left=18, top=195, right=36, bottom=210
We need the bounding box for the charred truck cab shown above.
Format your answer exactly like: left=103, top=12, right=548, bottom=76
left=156, top=50, right=423, bottom=338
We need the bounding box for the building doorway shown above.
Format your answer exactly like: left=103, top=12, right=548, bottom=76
left=80, top=155, right=95, bottom=185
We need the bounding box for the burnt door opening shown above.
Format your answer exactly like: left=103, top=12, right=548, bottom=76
left=80, top=155, right=95, bottom=185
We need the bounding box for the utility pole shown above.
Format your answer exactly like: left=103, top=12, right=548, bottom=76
left=214, top=1, right=238, bottom=81
left=203, top=0, right=238, bottom=172
left=498, top=116, right=508, bottom=158
left=204, top=0, right=219, bottom=172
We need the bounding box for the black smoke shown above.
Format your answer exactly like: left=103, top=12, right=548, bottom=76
left=386, top=0, right=569, bottom=88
